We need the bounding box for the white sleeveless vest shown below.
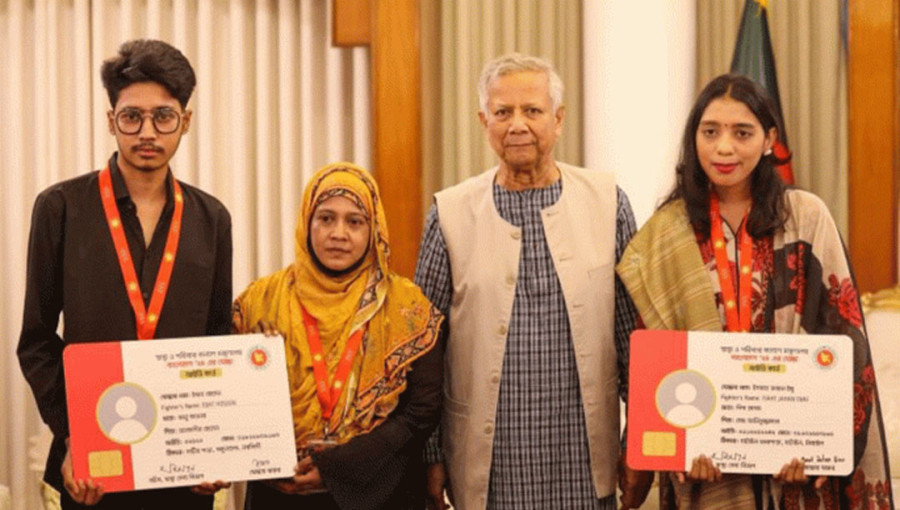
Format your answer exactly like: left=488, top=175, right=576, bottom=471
left=435, top=162, right=620, bottom=510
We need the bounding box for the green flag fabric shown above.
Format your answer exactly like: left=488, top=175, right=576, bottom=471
left=730, top=0, right=795, bottom=184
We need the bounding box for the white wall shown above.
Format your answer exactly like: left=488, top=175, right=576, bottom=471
left=584, top=0, right=696, bottom=227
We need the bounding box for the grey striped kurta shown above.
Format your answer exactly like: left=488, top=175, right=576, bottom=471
left=415, top=180, right=638, bottom=509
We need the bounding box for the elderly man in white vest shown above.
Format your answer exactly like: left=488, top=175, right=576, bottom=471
left=415, top=53, right=645, bottom=510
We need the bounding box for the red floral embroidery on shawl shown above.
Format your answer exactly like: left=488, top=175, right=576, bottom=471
left=847, top=468, right=893, bottom=510
left=752, top=237, right=773, bottom=331
left=787, top=243, right=808, bottom=315
left=802, top=484, right=821, bottom=510
left=783, top=485, right=802, bottom=510
left=696, top=230, right=714, bottom=261
left=853, top=365, right=877, bottom=434
left=827, top=274, right=863, bottom=329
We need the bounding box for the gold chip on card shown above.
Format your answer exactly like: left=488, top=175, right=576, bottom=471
left=88, top=450, right=123, bottom=477
left=642, top=431, right=677, bottom=457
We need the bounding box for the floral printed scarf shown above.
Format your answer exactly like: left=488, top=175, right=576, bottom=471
left=233, top=163, right=442, bottom=449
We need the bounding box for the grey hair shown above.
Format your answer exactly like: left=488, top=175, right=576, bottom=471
left=477, top=53, right=564, bottom=113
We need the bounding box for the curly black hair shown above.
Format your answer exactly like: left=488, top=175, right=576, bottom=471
left=662, top=73, right=791, bottom=240
left=100, top=39, right=196, bottom=109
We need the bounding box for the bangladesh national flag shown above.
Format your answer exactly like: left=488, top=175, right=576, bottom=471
left=730, top=0, right=795, bottom=185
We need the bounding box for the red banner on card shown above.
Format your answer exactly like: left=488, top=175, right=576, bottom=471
left=64, top=342, right=136, bottom=492
left=626, top=330, right=689, bottom=471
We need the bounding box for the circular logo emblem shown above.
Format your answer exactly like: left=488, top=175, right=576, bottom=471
left=249, top=346, right=270, bottom=369
left=814, top=346, right=836, bottom=368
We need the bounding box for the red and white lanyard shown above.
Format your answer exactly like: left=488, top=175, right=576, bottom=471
left=709, top=194, right=753, bottom=332
left=300, top=306, right=366, bottom=436
left=98, top=166, right=183, bottom=340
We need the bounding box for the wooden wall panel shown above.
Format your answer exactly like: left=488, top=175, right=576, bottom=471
left=371, top=0, right=421, bottom=277
left=333, top=0, right=371, bottom=46
left=848, top=0, right=899, bottom=292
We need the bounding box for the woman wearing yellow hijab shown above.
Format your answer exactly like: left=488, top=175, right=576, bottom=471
left=233, top=163, right=443, bottom=509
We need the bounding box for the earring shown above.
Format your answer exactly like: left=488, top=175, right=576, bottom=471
left=764, top=148, right=773, bottom=156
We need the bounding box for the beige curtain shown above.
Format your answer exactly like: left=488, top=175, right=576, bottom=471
left=696, top=0, right=848, bottom=235
left=0, top=1, right=370, bottom=509
left=422, top=0, right=583, bottom=197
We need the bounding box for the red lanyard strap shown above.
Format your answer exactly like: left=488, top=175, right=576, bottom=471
left=709, top=194, right=753, bottom=332
left=98, top=166, right=183, bottom=340
left=300, top=306, right=365, bottom=427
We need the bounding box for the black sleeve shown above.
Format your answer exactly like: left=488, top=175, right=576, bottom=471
left=206, top=207, right=233, bottom=335
left=312, top=338, right=443, bottom=510
left=17, top=190, right=69, bottom=438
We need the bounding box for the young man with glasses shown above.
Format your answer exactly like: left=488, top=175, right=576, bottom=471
left=17, top=39, right=232, bottom=509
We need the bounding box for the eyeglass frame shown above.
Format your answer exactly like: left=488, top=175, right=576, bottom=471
left=112, top=107, right=184, bottom=135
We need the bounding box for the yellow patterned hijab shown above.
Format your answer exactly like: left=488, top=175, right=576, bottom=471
left=233, top=163, right=442, bottom=449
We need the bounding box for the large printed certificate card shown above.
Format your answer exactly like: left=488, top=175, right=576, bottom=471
left=627, top=330, right=853, bottom=476
left=63, top=334, right=297, bottom=493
